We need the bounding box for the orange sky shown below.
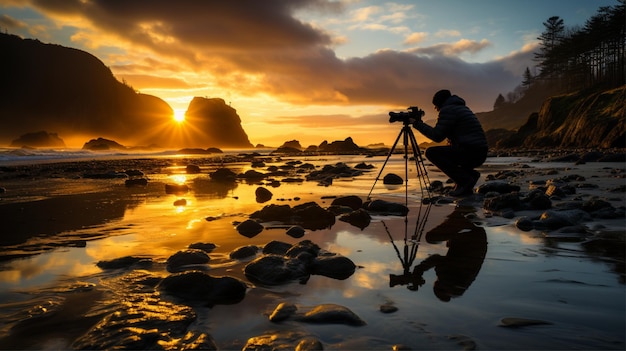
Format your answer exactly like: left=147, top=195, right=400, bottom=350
left=1, top=0, right=614, bottom=147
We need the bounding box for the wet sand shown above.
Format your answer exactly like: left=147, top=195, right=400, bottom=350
left=0, top=152, right=624, bottom=350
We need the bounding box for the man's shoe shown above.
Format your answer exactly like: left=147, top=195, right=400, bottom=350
left=449, top=185, right=472, bottom=197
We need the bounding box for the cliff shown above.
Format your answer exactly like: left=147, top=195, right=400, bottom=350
left=0, top=33, right=173, bottom=146
left=495, top=86, right=625, bottom=149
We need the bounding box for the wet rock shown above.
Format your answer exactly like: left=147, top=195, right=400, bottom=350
left=158, top=271, right=247, bottom=306
left=581, top=198, right=613, bottom=213
left=165, top=183, right=189, bottom=194
left=173, top=198, right=187, bottom=206
left=186, top=164, right=201, bottom=174
left=72, top=295, right=197, bottom=350
left=383, top=173, right=404, bottom=185
left=166, top=249, right=210, bottom=272
left=255, top=186, right=273, bottom=203
left=533, top=209, right=591, bottom=230
left=262, top=240, right=293, bottom=255
left=522, top=190, right=552, bottom=210
left=295, top=304, right=366, bottom=326
left=354, top=162, right=374, bottom=169
left=236, top=219, right=264, bottom=237
left=476, top=181, right=520, bottom=194
left=269, top=302, right=298, bottom=322
left=230, top=245, right=260, bottom=260
left=429, top=180, right=445, bottom=192
left=240, top=169, right=267, bottom=179
left=483, top=193, right=522, bottom=211
left=331, top=195, right=363, bottom=210
left=339, top=208, right=371, bottom=229
left=244, top=255, right=310, bottom=285
left=364, top=199, right=409, bottom=216
left=515, top=217, right=534, bottom=231
left=311, top=254, right=357, bottom=280
left=286, top=225, right=306, bottom=238
left=243, top=331, right=322, bottom=351
left=292, top=202, right=336, bottom=230
left=379, top=303, right=398, bottom=313
left=96, top=255, right=152, bottom=270
left=209, top=168, right=237, bottom=181
left=188, top=242, right=217, bottom=253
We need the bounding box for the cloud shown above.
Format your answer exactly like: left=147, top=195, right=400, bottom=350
left=404, top=32, right=428, bottom=45
left=14, top=0, right=529, bottom=111
left=0, top=14, right=26, bottom=29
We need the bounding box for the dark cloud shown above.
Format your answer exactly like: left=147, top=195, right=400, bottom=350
left=0, top=14, right=26, bottom=29
left=25, top=0, right=529, bottom=111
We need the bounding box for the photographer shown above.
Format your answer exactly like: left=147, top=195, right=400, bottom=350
left=411, top=90, right=488, bottom=196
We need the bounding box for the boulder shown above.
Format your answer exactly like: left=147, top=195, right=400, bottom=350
left=158, top=271, right=247, bottom=306
left=166, top=249, right=210, bottom=272
left=236, top=219, right=264, bottom=238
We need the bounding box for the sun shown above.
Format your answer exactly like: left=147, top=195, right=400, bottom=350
left=173, top=109, right=186, bottom=123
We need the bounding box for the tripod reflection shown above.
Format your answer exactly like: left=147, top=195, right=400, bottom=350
left=387, top=206, right=487, bottom=302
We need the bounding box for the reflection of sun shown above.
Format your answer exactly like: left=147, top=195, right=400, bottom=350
left=173, top=109, right=186, bottom=123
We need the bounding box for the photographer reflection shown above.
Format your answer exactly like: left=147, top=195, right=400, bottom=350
left=394, top=208, right=487, bottom=302
left=410, top=90, right=488, bottom=196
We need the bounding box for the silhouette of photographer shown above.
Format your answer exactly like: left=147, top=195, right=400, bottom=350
left=411, top=208, right=487, bottom=302
left=411, top=90, right=488, bottom=196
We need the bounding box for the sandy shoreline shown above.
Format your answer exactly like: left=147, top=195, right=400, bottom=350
left=0, top=151, right=624, bottom=350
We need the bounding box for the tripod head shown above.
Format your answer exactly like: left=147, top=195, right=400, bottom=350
left=388, top=106, right=425, bottom=125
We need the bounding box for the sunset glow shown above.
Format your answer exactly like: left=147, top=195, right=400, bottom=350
left=0, top=0, right=616, bottom=147
left=173, top=109, right=186, bottom=123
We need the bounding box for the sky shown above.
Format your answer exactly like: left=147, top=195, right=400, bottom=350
left=0, top=0, right=618, bottom=147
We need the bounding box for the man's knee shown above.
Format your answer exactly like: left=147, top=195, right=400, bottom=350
left=425, top=146, right=447, bottom=163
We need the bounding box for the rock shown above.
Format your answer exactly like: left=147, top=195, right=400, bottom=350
left=515, top=217, right=534, bottom=231
left=483, top=193, right=522, bottom=211
left=286, top=225, right=306, bottom=238
left=96, top=256, right=152, bottom=270
left=244, top=255, right=309, bottom=285
left=186, top=164, right=201, bottom=174
left=364, top=199, right=409, bottom=216
left=240, top=169, right=267, bottom=179
left=185, top=97, right=253, bottom=148
left=331, top=195, right=363, bottom=210
left=476, top=181, right=521, bottom=194
left=295, top=304, right=366, bottom=326
left=533, top=209, right=591, bottom=230
left=292, top=202, right=336, bottom=230
left=262, top=240, right=293, bottom=255
left=255, top=186, right=273, bottom=203
left=269, top=302, right=298, bottom=322
left=339, top=208, right=371, bottom=229
left=173, top=198, right=187, bottom=206
left=10, top=130, right=66, bottom=148
left=383, top=173, right=404, bottom=185
left=166, top=249, right=210, bottom=272
left=581, top=198, right=612, bottom=212
left=251, top=204, right=294, bottom=222
left=209, top=168, right=237, bottom=181
left=82, top=137, right=126, bottom=150
left=311, top=254, right=356, bottom=280
left=243, top=331, right=322, bottom=351
left=522, top=190, right=552, bottom=210
left=188, top=242, right=217, bottom=252
left=230, top=245, right=260, bottom=260
left=158, top=271, right=247, bottom=306
left=236, top=219, right=264, bottom=237
left=499, top=317, right=552, bottom=328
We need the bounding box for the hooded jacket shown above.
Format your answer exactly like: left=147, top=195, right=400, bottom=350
left=413, top=95, right=487, bottom=148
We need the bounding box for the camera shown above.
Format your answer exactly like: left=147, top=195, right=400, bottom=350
left=388, top=106, right=425, bottom=124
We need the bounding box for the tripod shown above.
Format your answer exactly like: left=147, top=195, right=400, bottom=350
left=367, top=119, right=432, bottom=203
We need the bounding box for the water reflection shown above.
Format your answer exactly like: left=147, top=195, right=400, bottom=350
left=387, top=204, right=487, bottom=302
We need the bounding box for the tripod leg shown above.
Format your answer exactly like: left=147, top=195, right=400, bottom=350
left=406, top=128, right=432, bottom=200
left=367, top=127, right=405, bottom=199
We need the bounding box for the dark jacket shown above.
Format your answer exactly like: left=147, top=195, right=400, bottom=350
left=413, top=95, right=487, bottom=148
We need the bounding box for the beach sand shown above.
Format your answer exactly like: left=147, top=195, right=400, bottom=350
left=0, top=152, right=624, bottom=350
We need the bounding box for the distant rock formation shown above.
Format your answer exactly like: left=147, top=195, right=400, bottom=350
left=0, top=33, right=173, bottom=147
left=10, top=131, right=66, bottom=148
left=82, top=137, right=126, bottom=150
left=184, top=97, right=253, bottom=149
left=279, top=140, right=303, bottom=150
